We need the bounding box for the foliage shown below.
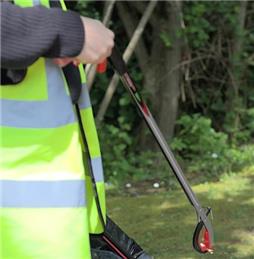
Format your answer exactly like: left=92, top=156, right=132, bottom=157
left=75, top=1, right=100, bottom=19
left=99, top=122, right=177, bottom=188
left=75, top=1, right=254, bottom=186
left=183, top=2, right=215, bottom=48
left=171, top=114, right=228, bottom=177
left=180, top=1, right=254, bottom=145
left=225, top=145, right=254, bottom=173
left=98, top=121, right=133, bottom=186
left=99, top=112, right=254, bottom=187
left=183, top=2, right=240, bottom=49
left=171, top=114, right=254, bottom=179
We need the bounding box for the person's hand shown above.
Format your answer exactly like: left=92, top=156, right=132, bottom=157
left=77, top=17, right=114, bottom=64
left=54, top=17, right=114, bottom=67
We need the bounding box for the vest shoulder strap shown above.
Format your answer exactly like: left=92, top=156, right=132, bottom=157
left=62, top=64, right=82, bottom=104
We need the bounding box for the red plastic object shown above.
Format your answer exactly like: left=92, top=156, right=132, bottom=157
left=199, top=228, right=213, bottom=253
left=97, top=60, right=107, bottom=73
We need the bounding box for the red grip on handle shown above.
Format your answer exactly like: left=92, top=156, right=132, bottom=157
left=97, top=60, right=107, bottom=73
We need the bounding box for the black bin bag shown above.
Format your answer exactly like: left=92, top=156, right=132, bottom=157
left=90, top=216, right=153, bottom=259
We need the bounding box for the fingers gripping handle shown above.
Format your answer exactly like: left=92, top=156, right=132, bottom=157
left=109, top=48, right=128, bottom=76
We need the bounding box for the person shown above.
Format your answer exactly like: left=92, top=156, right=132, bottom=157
left=0, top=1, right=114, bottom=258
left=1, top=1, right=114, bottom=69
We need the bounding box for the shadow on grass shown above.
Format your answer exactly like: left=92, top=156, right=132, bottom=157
left=107, top=168, right=254, bottom=259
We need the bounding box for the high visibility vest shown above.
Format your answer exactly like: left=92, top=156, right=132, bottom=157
left=0, top=0, right=106, bottom=258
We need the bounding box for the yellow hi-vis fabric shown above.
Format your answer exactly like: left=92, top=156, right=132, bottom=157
left=0, top=1, right=106, bottom=258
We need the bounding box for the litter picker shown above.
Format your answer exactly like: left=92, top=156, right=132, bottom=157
left=98, top=47, right=215, bottom=255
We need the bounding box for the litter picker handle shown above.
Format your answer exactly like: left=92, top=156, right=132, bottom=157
left=109, top=48, right=128, bottom=76
left=97, top=60, right=108, bottom=74
left=105, top=47, right=214, bottom=254
left=96, top=48, right=126, bottom=74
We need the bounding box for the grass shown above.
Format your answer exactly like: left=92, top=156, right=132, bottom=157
left=107, top=166, right=254, bottom=259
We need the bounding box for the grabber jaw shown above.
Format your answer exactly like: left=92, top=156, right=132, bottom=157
left=193, top=208, right=214, bottom=254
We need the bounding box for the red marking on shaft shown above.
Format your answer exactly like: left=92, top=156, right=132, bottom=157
left=141, top=102, right=149, bottom=116
left=102, top=235, right=128, bottom=259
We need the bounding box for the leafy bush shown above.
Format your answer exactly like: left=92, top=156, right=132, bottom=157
left=98, top=113, right=254, bottom=188
left=234, top=108, right=254, bottom=144
left=171, top=114, right=228, bottom=177
left=225, top=145, right=254, bottom=173
left=98, top=120, right=133, bottom=186
left=99, top=122, right=176, bottom=187
left=171, top=114, right=254, bottom=179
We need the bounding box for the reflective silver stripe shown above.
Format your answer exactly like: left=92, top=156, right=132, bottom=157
left=78, top=83, right=91, bottom=110
left=0, top=180, right=86, bottom=208
left=33, top=0, right=40, bottom=5
left=0, top=60, right=76, bottom=128
left=91, top=157, right=104, bottom=183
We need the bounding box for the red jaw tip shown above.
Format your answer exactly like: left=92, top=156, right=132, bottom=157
left=199, top=229, right=213, bottom=254
left=97, top=60, right=107, bottom=73
left=199, top=243, right=213, bottom=253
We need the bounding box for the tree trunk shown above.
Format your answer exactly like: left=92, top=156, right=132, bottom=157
left=225, top=1, right=247, bottom=142
left=139, top=2, right=183, bottom=149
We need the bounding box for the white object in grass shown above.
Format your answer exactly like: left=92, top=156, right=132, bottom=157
left=153, top=182, right=160, bottom=188
left=126, top=183, right=132, bottom=188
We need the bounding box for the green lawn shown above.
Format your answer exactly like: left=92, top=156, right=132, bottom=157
left=107, top=166, right=254, bottom=259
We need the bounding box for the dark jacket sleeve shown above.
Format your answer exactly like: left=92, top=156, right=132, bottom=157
left=1, top=2, right=84, bottom=69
